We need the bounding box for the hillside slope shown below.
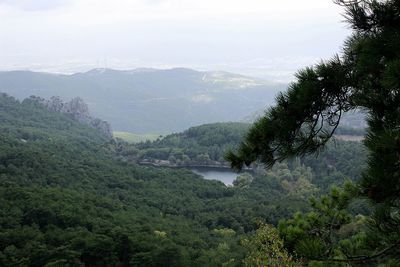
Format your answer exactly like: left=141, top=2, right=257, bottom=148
left=0, top=94, right=306, bottom=266
left=0, top=94, right=368, bottom=266
left=128, top=122, right=367, bottom=190
left=0, top=68, right=285, bottom=133
left=0, top=94, right=237, bottom=266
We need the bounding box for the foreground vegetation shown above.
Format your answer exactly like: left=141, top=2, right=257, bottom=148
left=228, top=0, right=400, bottom=265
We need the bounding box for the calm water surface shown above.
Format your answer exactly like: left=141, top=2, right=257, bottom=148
left=189, top=167, right=239, bottom=185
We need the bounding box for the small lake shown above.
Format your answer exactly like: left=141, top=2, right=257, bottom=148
left=188, top=167, right=239, bottom=185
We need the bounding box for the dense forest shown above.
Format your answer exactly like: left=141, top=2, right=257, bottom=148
left=126, top=122, right=365, bottom=176
left=132, top=122, right=250, bottom=166
left=0, top=93, right=370, bottom=266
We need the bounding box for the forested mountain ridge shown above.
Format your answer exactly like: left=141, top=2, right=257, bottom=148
left=133, top=122, right=250, bottom=167
left=0, top=93, right=109, bottom=144
left=0, top=68, right=286, bottom=133
left=125, top=122, right=364, bottom=176
left=119, top=122, right=367, bottom=194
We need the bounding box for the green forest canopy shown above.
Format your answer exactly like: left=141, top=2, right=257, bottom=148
left=0, top=93, right=368, bottom=266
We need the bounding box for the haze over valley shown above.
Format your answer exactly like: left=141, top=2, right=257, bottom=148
left=0, top=68, right=285, bottom=134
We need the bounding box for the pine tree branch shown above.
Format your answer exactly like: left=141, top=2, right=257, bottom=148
left=312, top=240, right=400, bottom=263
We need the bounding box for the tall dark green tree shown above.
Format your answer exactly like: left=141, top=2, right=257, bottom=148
left=227, top=0, right=400, bottom=263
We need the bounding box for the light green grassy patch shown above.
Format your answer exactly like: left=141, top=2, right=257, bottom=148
left=113, top=131, right=161, bottom=143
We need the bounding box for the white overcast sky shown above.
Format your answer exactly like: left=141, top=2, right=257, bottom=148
left=0, top=0, right=351, bottom=82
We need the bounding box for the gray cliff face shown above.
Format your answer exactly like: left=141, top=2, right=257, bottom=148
left=30, top=96, right=112, bottom=138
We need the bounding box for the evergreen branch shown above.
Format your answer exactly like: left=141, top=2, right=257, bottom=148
left=313, top=240, right=400, bottom=263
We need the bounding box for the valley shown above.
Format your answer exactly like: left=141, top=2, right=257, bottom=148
left=0, top=93, right=367, bottom=266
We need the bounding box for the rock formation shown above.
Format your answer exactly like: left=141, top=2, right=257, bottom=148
left=29, top=96, right=112, bottom=138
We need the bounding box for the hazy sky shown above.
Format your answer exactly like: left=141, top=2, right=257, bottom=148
left=0, top=0, right=351, bottom=82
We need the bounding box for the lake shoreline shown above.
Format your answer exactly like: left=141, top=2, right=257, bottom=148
left=138, top=161, right=253, bottom=171
left=138, top=162, right=254, bottom=186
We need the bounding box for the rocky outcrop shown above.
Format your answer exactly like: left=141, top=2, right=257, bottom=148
left=29, top=96, right=112, bottom=138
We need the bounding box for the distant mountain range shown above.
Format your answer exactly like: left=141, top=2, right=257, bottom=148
left=0, top=68, right=286, bottom=133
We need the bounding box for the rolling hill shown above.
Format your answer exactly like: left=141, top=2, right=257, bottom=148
left=0, top=68, right=286, bottom=133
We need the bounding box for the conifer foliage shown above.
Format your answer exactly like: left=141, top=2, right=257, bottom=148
left=227, top=0, right=400, bottom=263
